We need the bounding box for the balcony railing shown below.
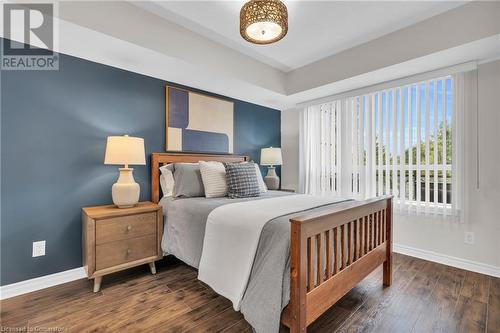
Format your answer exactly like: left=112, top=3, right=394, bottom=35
left=323, top=164, right=452, bottom=204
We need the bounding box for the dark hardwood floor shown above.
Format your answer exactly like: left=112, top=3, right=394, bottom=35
left=1, top=253, right=498, bottom=332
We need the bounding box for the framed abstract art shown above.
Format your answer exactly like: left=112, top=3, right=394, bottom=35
left=165, top=86, right=235, bottom=153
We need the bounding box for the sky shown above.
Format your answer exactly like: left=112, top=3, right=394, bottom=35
left=360, top=76, right=452, bottom=153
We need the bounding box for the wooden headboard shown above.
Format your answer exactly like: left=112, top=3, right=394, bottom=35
left=151, top=152, right=249, bottom=203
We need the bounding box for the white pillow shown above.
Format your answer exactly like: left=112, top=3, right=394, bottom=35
left=254, top=163, right=268, bottom=193
left=199, top=161, right=228, bottom=198
left=159, top=164, right=175, bottom=198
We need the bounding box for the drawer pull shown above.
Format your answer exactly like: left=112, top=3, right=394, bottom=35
left=95, top=213, right=156, bottom=245
left=95, top=234, right=156, bottom=270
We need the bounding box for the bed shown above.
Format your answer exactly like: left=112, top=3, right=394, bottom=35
left=151, top=152, right=393, bottom=333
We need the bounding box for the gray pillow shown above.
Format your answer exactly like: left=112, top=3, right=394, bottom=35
left=172, top=163, right=205, bottom=198
left=225, top=162, right=261, bottom=199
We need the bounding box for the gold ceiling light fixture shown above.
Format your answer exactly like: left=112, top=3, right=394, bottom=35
left=240, top=0, right=288, bottom=45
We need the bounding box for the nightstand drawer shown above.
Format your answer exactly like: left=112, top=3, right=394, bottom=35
left=83, top=202, right=162, bottom=292
left=95, top=234, right=157, bottom=270
left=96, top=213, right=156, bottom=245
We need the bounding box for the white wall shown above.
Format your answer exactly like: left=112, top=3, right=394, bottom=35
left=281, top=60, right=500, bottom=270
left=281, top=109, right=300, bottom=191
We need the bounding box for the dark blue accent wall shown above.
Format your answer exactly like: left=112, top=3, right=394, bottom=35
left=0, top=44, right=281, bottom=285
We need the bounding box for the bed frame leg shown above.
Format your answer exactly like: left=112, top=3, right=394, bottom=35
left=290, top=320, right=307, bottom=333
left=383, top=257, right=392, bottom=286
left=290, top=222, right=307, bottom=333
left=383, top=197, right=393, bottom=286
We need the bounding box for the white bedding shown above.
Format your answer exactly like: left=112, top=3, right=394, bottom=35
left=197, top=194, right=342, bottom=310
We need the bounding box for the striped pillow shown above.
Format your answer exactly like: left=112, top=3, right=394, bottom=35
left=225, top=162, right=261, bottom=199
left=199, top=161, right=228, bottom=198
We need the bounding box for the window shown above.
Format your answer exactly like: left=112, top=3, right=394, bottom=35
left=300, top=74, right=465, bottom=219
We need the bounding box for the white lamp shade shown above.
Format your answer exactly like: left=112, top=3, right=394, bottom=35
left=260, top=147, right=282, bottom=166
left=104, top=135, right=146, bottom=166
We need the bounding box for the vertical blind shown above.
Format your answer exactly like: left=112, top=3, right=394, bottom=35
left=299, top=73, right=465, bottom=220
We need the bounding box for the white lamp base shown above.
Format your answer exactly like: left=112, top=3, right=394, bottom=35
left=264, top=166, right=280, bottom=190
left=112, top=167, right=140, bottom=208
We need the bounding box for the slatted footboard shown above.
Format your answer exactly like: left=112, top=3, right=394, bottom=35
left=150, top=153, right=392, bottom=333
left=282, top=196, right=393, bottom=333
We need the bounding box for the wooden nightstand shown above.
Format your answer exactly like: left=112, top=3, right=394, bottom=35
left=82, top=202, right=163, bottom=292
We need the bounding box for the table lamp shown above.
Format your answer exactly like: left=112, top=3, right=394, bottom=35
left=260, top=147, right=282, bottom=190
left=104, top=135, right=146, bottom=208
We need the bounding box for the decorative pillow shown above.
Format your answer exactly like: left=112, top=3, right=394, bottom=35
left=171, top=163, right=205, bottom=198
left=225, top=162, right=261, bottom=199
left=199, top=161, right=228, bottom=198
left=159, top=164, right=175, bottom=198
left=254, top=163, right=268, bottom=193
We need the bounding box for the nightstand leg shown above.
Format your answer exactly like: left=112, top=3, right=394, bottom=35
left=93, top=276, right=102, bottom=292
left=149, top=262, right=156, bottom=275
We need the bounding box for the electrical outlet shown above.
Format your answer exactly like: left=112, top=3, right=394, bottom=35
left=464, top=232, right=475, bottom=245
left=32, top=241, right=46, bottom=257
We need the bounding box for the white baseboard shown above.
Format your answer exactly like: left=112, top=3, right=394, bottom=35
left=393, top=243, right=500, bottom=278
left=1, top=245, right=499, bottom=300
left=0, top=267, right=86, bottom=300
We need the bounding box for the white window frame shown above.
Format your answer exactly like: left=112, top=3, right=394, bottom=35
left=300, top=71, right=466, bottom=221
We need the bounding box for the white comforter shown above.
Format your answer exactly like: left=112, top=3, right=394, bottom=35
left=198, top=194, right=341, bottom=310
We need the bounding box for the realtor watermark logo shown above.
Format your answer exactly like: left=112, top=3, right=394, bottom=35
left=1, top=2, right=59, bottom=70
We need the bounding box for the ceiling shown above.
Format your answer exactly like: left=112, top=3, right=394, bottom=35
left=135, top=1, right=467, bottom=72
left=24, top=1, right=497, bottom=110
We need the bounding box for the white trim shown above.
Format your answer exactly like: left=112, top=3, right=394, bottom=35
left=1, top=245, right=499, bottom=299
left=393, top=243, right=500, bottom=278
left=477, top=54, right=500, bottom=65
left=297, top=61, right=477, bottom=108
left=0, top=267, right=86, bottom=300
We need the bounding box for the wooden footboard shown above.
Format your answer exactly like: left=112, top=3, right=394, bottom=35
left=282, top=196, right=393, bottom=333
left=150, top=153, right=392, bottom=332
